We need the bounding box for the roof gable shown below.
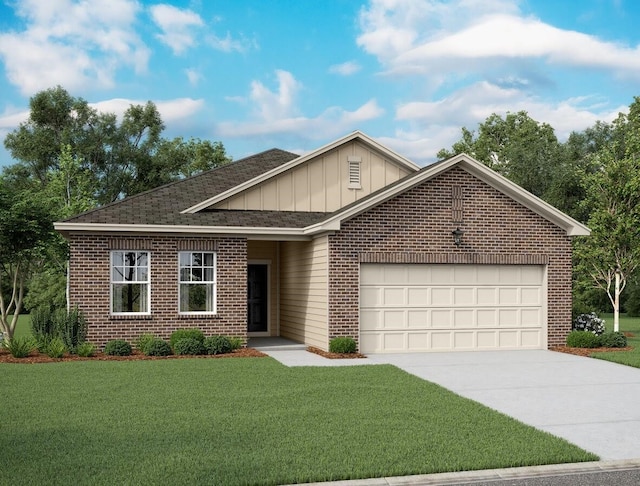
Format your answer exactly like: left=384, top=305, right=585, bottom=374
left=312, top=153, right=590, bottom=236
left=181, top=131, right=421, bottom=214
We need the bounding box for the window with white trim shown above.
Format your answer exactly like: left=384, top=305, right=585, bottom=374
left=179, top=252, right=216, bottom=314
left=111, top=251, right=150, bottom=314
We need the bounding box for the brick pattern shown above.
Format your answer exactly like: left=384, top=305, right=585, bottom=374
left=69, top=234, right=247, bottom=348
left=328, top=166, right=573, bottom=349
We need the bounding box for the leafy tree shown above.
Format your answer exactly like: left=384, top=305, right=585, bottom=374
left=574, top=98, right=640, bottom=330
left=438, top=111, right=564, bottom=201
left=0, top=181, right=55, bottom=339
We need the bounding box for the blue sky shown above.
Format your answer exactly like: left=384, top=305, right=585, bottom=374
left=1, top=0, right=639, bottom=167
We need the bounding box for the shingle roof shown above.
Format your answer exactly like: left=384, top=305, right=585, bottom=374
left=62, top=148, right=331, bottom=228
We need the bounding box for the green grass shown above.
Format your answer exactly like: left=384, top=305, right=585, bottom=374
left=0, top=358, right=595, bottom=485
left=591, top=313, right=640, bottom=367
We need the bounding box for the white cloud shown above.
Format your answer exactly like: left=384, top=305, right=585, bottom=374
left=0, top=0, right=150, bottom=96
left=217, top=70, right=384, bottom=139
left=386, top=81, right=625, bottom=164
left=185, top=68, right=202, bottom=86
left=358, top=0, right=640, bottom=80
left=149, top=4, right=204, bottom=55
left=205, top=32, right=257, bottom=53
left=329, top=61, right=362, bottom=76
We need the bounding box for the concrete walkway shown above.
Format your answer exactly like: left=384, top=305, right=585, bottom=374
left=252, top=340, right=640, bottom=462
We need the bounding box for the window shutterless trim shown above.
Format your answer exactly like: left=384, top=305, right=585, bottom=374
left=178, top=251, right=217, bottom=315
left=110, top=250, right=151, bottom=316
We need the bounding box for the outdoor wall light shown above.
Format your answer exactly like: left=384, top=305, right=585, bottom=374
left=452, top=227, right=464, bottom=247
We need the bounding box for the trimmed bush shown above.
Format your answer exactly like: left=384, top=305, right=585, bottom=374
left=173, top=338, right=205, bottom=356
left=5, top=336, right=35, bottom=358
left=329, top=337, right=357, bottom=354
left=566, top=330, right=600, bottom=348
left=598, top=331, right=627, bottom=348
left=135, top=333, right=157, bottom=354
left=76, top=342, right=96, bottom=357
left=204, top=335, right=232, bottom=355
left=46, top=338, right=67, bottom=358
left=145, top=338, right=172, bottom=357
left=169, top=328, right=205, bottom=348
left=572, top=312, right=605, bottom=335
left=104, top=339, right=132, bottom=356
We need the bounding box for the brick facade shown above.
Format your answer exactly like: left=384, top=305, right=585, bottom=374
left=328, top=166, right=573, bottom=349
left=69, top=234, right=247, bottom=348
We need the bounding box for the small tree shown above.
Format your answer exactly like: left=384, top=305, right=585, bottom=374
left=0, top=181, right=54, bottom=339
left=575, top=101, right=640, bottom=330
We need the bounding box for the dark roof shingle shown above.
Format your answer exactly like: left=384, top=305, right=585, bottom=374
left=63, top=148, right=328, bottom=228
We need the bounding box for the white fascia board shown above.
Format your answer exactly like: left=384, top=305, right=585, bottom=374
left=181, top=131, right=421, bottom=214
left=54, top=222, right=312, bottom=239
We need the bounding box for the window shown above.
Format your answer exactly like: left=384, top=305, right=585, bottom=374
left=348, top=155, right=361, bottom=189
left=111, top=251, right=150, bottom=314
left=179, top=252, right=216, bottom=314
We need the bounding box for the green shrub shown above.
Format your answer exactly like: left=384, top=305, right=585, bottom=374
left=144, top=338, right=172, bottom=357
left=204, top=335, right=232, bottom=355
left=135, top=333, right=157, bottom=353
left=5, top=336, right=35, bottom=358
left=54, top=306, right=88, bottom=354
left=169, top=328, right=205, bottom=348
left=30, top=307, right=56, bottom=343
left=46, top=338, right=67, bottom=358
left=598, top=331, right=627, bottom=348
left=227, top=336, right=243, bottom=351
left=173, top=338, right=205, bottom=356
left=104, top=339, right=132, bottom=356
left=35, top=335, right=52, bottom=353
left=566, top=330, right=600, bottom=348
left=76, top=342, right=96, bottom=357
left=329, top=336, right=357, bottom=354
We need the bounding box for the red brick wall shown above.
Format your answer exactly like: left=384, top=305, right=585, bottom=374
left=328, top=166, right=573, bottom=349
left=68, top=234, right=247, bottom=348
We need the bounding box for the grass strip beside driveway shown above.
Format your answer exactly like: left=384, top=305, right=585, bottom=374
left=1, top=358, right=596, bottom=485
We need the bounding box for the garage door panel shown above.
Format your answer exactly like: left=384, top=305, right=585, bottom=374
left=454, top=309, right=474, bottom=327
left=360, top=263, right=546, bottom=353
left=431, top=288, right=452, bottom=304
left=454, top=288, right=475, bottom=305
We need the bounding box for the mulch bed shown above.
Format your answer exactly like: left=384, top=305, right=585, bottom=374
left=0, top=347, right=267, bottom=364
left=307, top=346, right=367, bottom=359
left=551, top=346, right=633, bottom=357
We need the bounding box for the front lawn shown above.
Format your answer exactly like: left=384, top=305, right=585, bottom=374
left=1, top=358, right=595, bottom=485
left=591, top=313, right=640, bottom=368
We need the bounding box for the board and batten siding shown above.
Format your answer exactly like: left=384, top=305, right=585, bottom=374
left=279, top=236, right=329, bottom=349
left=216, top=141, right=412, bottom=212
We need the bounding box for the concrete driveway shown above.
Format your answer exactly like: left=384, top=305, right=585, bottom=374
left=366, top=350, right=640, bottom=461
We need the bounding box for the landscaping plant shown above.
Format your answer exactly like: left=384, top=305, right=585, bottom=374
left=169, top=328, right=205, bottom=348
left=144, top=338, right=172, bottom=357
left=329, top=336, right=357, bottom=354
left=4, top=336, right=35, bottom=358
left=173, top=338, right=205, bottom=356
left=572, top=313, right=605, bottom=335
left=45, top=338, right=67, bottom=358
left=104, top=339, right=132, bottom=356
left=76, top=342, right=96, bottom=357
left=203, top=335, right=232, bottom=355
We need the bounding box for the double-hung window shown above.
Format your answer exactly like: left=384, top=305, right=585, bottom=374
left=179, top=252, right=216, bottom=314
left=111, top=251, right=150, bottom=314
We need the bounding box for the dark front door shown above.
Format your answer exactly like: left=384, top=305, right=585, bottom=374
left=248, top=264, right=268, bottom=333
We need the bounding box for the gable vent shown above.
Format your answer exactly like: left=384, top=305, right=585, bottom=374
left=348, top=156, right=362, bottom=189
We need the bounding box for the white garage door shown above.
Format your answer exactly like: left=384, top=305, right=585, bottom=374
left=360, top=264, right=546, bottom=353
